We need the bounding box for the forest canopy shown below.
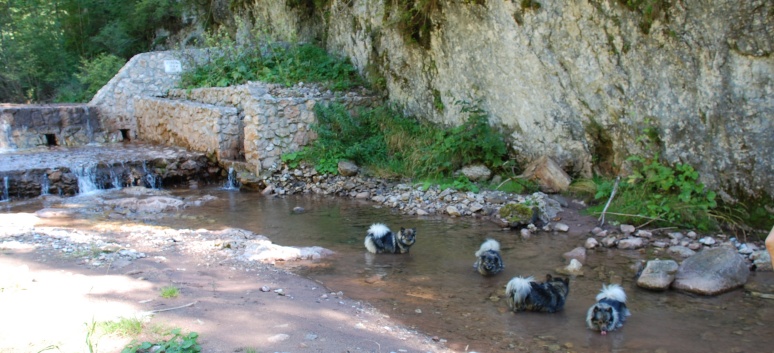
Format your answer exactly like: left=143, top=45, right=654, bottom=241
left=0, top=0, right=185, bottom=103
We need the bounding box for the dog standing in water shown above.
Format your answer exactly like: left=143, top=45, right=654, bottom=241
left=364, top=223, right=417, bottom=254
left=586, top=284, right=631, bottom=335
left=473, top=239, right=504, bottom=276
left=505, top=274, right=570, bottom=313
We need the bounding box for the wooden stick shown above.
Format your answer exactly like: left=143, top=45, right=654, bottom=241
left=148, top=301, right=197, bottom=314
left=598, top=176, right=620, bottom=227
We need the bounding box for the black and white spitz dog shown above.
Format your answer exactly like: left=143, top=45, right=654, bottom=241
left=473, top=239, right=504, bottom=276
left=586, top=284, right=631, bottom=335
left=364, top=223, right=417, bottom=254
left=505, top=274, right=570, bottom=313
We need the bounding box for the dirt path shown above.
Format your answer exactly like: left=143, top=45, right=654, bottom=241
left=0, top=223, right=452, bottom=353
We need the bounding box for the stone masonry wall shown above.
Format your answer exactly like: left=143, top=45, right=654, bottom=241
left=91, top=49, right=379, bottom=176
left=166, top=82, right=380, bottom=174
left=0, top=104, right=105, bottom=149
left=89, top=49, right=211, bottom=140
left=134, top=97, right=240, bottom=160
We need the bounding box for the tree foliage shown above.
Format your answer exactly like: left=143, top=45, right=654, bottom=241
left=0, top=0, right=184, bottom=103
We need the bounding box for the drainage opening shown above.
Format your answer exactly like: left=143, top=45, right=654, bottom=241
left=44, top=134, right=57, bottom=146
left=120, top=129, right=131, bottom=141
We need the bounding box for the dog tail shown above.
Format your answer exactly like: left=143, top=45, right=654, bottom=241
left=596, top=283, right=627, bottom=303
left=364, top=236, right=378, bottom=253
left=367, top=223, right=391, bottom=238
left=475, top=239, right=501, bottom=257
left=505, top=276, right=534, bottom=303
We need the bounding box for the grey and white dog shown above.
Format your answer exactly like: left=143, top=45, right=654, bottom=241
left=364, top=223, right=416, bottom=254
left=473, top=239, right=504, bottom=276
left=586, top=284, right=631, bottom=335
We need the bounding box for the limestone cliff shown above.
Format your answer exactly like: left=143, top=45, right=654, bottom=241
left=217, top=0, right=774, bottom=199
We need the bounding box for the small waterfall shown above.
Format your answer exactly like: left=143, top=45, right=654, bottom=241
left=72, top=164, right=100, bottom=194
left=1, top=176, right=9, bottom=202
left=40, top=175, right=50, bottom=195
left=222, top=167, right=239, bottom=190
left=0, top=120, right=15, bottom=151
left=142, top=161, right=162, bottom=189
left=109, top=166, right=123, bottom=190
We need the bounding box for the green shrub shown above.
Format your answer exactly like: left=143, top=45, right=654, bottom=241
left=588, top=155, right=718, bottom=230
left=179, top=36, right=364, bottom=91
left=415, top=102, right=508, bottom=178
left=122, top=328, right=201, bottom=353
left=78, top=54, right=126, bottom=98
left=293, top=101, right=509, bottom=181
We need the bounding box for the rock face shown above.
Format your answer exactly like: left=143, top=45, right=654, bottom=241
left=224, top=0, right=774, bottom=200
left=672, top=246, right=750, bottom=295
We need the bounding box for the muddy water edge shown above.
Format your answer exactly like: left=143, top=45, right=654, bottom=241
left=5, top=187, right=773, bottom=353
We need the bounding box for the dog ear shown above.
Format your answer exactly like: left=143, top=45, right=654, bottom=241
left=400, top=227, right=406, bottom=232
left=545, top=274, right=553, bottom=281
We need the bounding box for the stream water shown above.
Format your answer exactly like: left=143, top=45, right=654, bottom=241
left=154, top=188, right=772, bottom=353
left=4, top=187, right=772, bottom=352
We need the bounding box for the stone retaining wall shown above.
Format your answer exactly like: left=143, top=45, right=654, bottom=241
left=0, top=104, right=108, bottom=149
left=135, top=97, right=241, bottom=160
left=93, top=49, right=381, bottom=176
left=89, top=49, right=210, bottom=140
left=163, top=82, right=381, bottom=174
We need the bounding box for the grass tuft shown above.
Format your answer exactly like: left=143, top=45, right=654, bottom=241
left=160, top=286, right=180, bottom=299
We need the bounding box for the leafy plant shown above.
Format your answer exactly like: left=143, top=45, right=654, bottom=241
left=160, top=286, right=179, bottom=298
left=122, top=329, right=201, bottom=353
left=179, top=33, right=364, bottom=91
left=589, top=155, right=718, bottom=230
left=416, top=101, right=508, bottom=177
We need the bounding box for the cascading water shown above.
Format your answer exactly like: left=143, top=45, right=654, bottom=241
left=109, top=167, right=123, bottom=190
left=72, top=164, right=100, bottom=194
left=40, top=175, right=50, bottom=195
left=222, top=167, right=239, bottom=190
left=142, top=161, right=162, bottom=189
left=1, top=176, right=9, bottom=201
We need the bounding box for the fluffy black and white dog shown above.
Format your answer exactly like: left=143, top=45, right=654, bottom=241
left=505, top=274, right=570, bottom=313
left=586, top=284, right=631, bottom=335
left=473, top=239, right=504, bottom=276
left=364, top=223, right=417, bottom=254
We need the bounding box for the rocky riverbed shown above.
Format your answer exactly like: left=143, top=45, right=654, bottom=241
left=252, top=163, right=773, bottom=292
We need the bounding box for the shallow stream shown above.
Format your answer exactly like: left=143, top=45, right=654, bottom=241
left=5, top=187, right=773, bottom=353
left=155, top=188, right=772, bottom=353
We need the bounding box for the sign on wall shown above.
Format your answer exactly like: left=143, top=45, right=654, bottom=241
left=163, top=60, right=182, bottom=74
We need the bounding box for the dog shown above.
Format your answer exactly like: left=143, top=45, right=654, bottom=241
left=473, top=239, right=504, bottom=276
left=364, top=223, right=416, bottom=254
left=505, top=274, right=570, bottom=313
left=586, top=284, right=631, bottom=335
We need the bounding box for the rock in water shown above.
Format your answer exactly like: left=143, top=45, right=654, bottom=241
left=672, top=246, right=750, bottom=295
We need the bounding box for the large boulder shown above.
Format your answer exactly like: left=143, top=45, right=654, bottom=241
left=637, top=259, right=679, bottom=291
left=518, top=156, right=571, bottom=193
left=459, top=164, right=492, bottom=181
left=672, top=246, right=750, bottom=295
left=337, top=160, right=359, bottom=176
